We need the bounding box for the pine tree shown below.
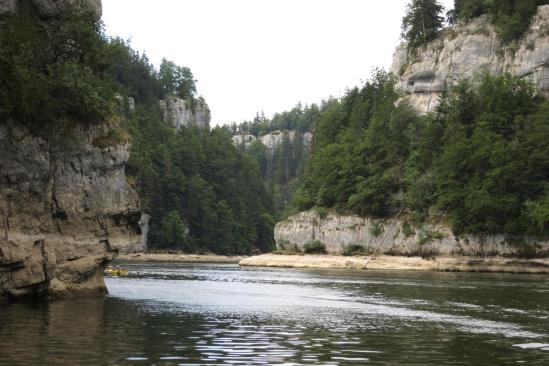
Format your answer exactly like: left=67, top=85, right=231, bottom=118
left=401, top=0, right=445, bottom=49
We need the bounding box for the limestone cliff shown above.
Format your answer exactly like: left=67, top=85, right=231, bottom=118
left=391, top=5, right=549, bottom=113
left=0, top=0, right=142, bottom=301
left=232, top=130, right=313, bottom=153
left=232, top=134, right=257, bottom=147
left=159, top=96, right=211, bottom=130
left=0, top=121, right=141, bottom=300
left=276, top=211, right=549, bottom=258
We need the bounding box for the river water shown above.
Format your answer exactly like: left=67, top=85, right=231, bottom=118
left=1, top=262, right=548, bottom=365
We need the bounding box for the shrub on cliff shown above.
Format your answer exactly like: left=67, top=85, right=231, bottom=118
left=303, top=241, right=327, bottom=254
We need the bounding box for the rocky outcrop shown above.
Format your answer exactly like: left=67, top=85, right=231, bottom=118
left=159, top=96, right=211, bottom=130
left=0, top=0, right=102, bottom=20
left=391, top=5, right=549, bottom=113
left=302, top=131, right=313, bottom=148
left=259, top=130, right=296, bottom=152
left=120, top=213, right=149, bottom=254
left=0, top=121, right=141, bottom=300
left=233, top=130, right=314, bottom=153
left=0, top=0, right=16, bottom=14
left=232, top=134, right=256, bottom=147
left=276, top=211, right=549, bottom=258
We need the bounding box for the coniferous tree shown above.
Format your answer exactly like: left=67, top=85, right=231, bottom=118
left=401, top=0, right=445, bottom=49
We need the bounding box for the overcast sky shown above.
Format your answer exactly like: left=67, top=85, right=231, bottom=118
left=102, top=0, right=454, bottom=125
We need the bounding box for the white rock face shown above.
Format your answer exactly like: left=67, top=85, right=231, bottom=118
left=121, top=213, right=149, bottom=254
left=232, top=130, right=313, bottom=153
left=232, top=134, right=256, bottom=147
left=302, top=131, right=314, bottom=148
left=159, top=96, right=211, bottom=130
left=391, top=5, right=549, bottom=113
left=276, top=211, right=549, bottom=257
left=259, top=130, right=296, bottom=152
left=0, top=120, right=142, bottom=299
left=0, top=0, right=15, bottom=14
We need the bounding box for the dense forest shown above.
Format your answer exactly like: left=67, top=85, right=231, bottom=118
left=0, top=4, right=275, bottom=254
left=292, top=69, right=549, bottom=236
left=229, top=105, right=322, bottom=217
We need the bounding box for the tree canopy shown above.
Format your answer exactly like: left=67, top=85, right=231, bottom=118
left=401, top=0, right=445, bottom=49
left=293, top=71, right=549, bottom=237
left=159, top=59, right=197, bottom=101
left=0, top=4, right=276, bottom=255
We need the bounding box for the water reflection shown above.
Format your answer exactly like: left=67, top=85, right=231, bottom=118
left=0, top=262, right=548, bottom=365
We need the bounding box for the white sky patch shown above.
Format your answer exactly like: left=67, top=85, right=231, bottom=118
left=102, top=0, right=454, bottom=125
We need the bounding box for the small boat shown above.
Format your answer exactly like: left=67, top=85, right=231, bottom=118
left=104, top=266, right=129, bottom=277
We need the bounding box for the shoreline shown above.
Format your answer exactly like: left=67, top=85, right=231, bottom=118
left=116, top=253, right=247, bottom=264
left=239, top=254, right=549, bottom=274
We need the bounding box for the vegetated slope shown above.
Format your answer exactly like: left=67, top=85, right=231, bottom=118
left=229, top=105, right=320, bottom=218
left=293, top=69, right=549, bottom=238
left=106, top=43, right=275, bottom=255
left=0, top=2, right=275, bottom=258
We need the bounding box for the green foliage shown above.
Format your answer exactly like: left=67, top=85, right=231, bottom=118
left=433, top=74, right=546, bottom=235
left=127, top=111, right=275, bottom=254
left=297, top=70, right=413, bottom=217
left=231, top=104, right=320, bottom=136
left=102, top=38, right=163, bottom=104
left=369, top=223, right=384, bottom=237
left=295, top=71, right=549, bottom=238
left=273, top=241, right=303, bottom=255
left=159, top=211, right=189, bottom=250
left=91, top=125, right=130, bottom=148
left=342, top=244, right=368, bottom=256
left=316, top=206, right=329, bottom=219
left=159, top=59, right=197, bottom=102
left=402, top=0, right=445, bottom=49
left=303, top=241, right=327, bottom=254
left=0, top=5, right=275, bottom=255
left=417, top=230, right=445, bottom=245
left=230, top=106, right=318, bottom=217
left=0, top=5, right=117, bottom=127
left=452, top=0, right=549, bottom=43
left=402, top=221, right=416, bottom=238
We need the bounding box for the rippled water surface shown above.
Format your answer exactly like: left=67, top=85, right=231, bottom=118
left=1, top=262, right=549, bottom=365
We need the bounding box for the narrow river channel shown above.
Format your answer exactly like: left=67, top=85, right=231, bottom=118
left=1, top=262, right=548, bottom=365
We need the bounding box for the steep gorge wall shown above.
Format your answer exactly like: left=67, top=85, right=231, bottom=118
left=391, top=5, right=549, bottom=113
left=0, top=0, right=142, bottom=300
left=0, top=121, right=142, bottom=300
left=276, top=211, right=549, bottom=258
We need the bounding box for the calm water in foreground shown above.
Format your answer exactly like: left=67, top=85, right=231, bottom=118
left=1, top=262, right=549, bottom=365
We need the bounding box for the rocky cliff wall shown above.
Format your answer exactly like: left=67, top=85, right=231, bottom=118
left=391, top=5, right=549, bottom=113
left=232, top=130, right=313, bottom=153
left=276, top=211, right=549, bottom=258
left=159, top=96, right=211, bottom=130
left=0, top=0, right=142, bottom=301
left=0, top=121, right=142, bottom=300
